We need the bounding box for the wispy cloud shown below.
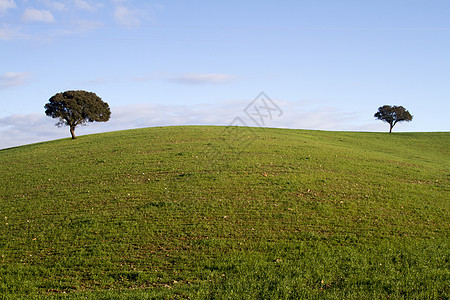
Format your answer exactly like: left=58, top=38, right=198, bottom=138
left=73, top=0, right=97, bottom=12
left=113, top=5, right=140, bottom=27
left=73, top=19, right=103, bottom=31
left=0, top=104, right=218, bottom=149
left=42, top=0, right=99, bottom=12
left=273, top=99, right=384, bottom=132
left=132, top=72, right=238, bottom=85
left=109, top=103, right=224, bottom=128
left=0, top=72, right=30, bottom=89
left=40, top=0, right=66, bottom=11
left=112, top=0, right=160, bottom=26
left=47, top=1, right=66, bottom=12
left=0, top=100, right=387, bottom=150
left=0, top=0, right=16, bottom=14
left=0, top=25, right=23, bottom=40
left=169, top=73, right=238, bottom=85
left=0, top=113, right=67, bottom=149
left=22, top=8, right=55, bottom=22
left=84, top=77, right=107, bottom=85
left=57, top=19, right=104, bottom=35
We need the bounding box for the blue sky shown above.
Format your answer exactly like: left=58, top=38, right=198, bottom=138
left=1, top=0, right=449, bottom=149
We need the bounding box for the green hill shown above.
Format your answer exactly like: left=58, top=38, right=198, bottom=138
left=0, top=126, right=448, bottom=299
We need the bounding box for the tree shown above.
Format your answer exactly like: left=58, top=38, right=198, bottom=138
left=44, top=90, right=111, bottom=139
left=374, top=105, right=413, bottom=133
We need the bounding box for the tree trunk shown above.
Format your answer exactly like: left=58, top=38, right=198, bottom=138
left=70, top=126, right=76, bottom=139
left=389, top=123, right=393, bottom=133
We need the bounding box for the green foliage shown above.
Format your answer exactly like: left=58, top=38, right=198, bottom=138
left=44, top=90, right=111, bottom=139
left=0, top=126, right=448, bottom=298
left=374, top=105, right=413, bottom=133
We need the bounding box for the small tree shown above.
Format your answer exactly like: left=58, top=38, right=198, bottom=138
left=374, top=105, right=413, bottom=133
left=45, top=90, right=111, bottom=139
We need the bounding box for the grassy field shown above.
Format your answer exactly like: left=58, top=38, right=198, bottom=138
left=0, top=126, right=448, bottom=299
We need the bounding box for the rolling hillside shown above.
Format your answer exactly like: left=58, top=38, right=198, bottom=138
left=0, top=126, right=448, bottom=299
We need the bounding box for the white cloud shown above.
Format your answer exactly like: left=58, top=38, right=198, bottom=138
left=132, top=72, right=238, bottom=85
left=51, top=1, right=66, bottom=11
left=0, top=103, right=226, bottom=149
left=113, top=5, right=140, bottom=27
left=84, top=76, right=106, bottom=85
left=0, top=25, right=23, bottom=40
left=58, top=19, right=103, bottom=35
left=74, top=0, right=96, bottom=12
left=42, top=0, right=67, bottom=11
left=109, top=103, right=223, bottom=128
left=0, top=100, right=390, bottom=150
left=0, top=0, right=16, bottom=15
left=22, top=8, right=55, bottom=22
left=0, top=72, right=30, bottom=89
left=75, top=19, right=103, bottom=31
left=169, top=73, right=238, bottom=85
left=281, top=106, right=361, bottom=130
left=43, top=0, right=100, bottom=12
left=0, top=114, right=67, bottom=149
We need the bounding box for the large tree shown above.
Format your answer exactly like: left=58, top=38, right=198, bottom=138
left=44, top=90, right=111, bottom=139
left=374, top=105, right=413, bottom=133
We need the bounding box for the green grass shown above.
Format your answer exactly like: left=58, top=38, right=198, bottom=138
left=0, top=126, right=448, bottom=299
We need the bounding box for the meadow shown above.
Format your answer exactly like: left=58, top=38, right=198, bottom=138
left=0, top=126, right=448, bottom=299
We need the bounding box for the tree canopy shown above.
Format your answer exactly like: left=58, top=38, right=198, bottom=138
left=44, top=90, right=111, bottom=139
left=374, top=105, right=413, bottom=133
